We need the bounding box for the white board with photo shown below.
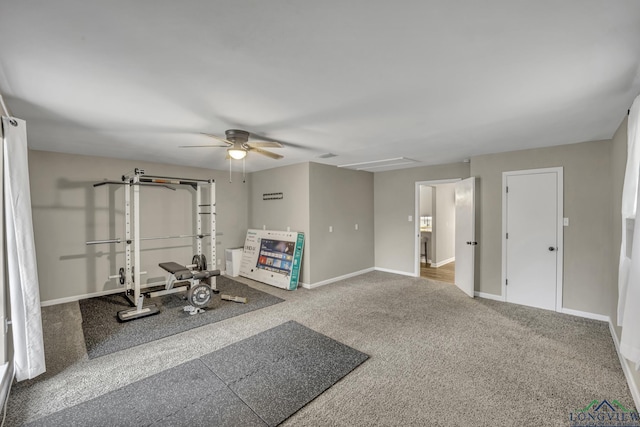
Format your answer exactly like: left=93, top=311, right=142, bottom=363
left=239, top=229, right=305, bottom=290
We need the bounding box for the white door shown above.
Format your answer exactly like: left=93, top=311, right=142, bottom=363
left=504, top=169, right=562, bottom=311
left=454, top=177, right=476, bottom=297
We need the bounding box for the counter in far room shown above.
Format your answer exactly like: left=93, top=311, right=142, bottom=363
left=420, top=228, right=431, bottom=263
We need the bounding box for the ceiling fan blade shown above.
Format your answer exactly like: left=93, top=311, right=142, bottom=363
left=246, top=141, right=284, bottom=148
left=251, top=147, right=284, bottom=159
left=179, top=145, right=229, bottom=148
left=200, top=132, right=233, bottom=145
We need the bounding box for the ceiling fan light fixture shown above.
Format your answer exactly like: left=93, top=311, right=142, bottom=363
left=228, top=148, right=247, bottom=160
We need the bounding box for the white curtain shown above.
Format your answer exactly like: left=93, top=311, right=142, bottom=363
left=2, top=117, right=45, bottom=381
left=619, top=94, right=640, bottom=369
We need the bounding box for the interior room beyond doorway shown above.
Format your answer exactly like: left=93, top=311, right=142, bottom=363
left=419, top=183, right=456, bottom=285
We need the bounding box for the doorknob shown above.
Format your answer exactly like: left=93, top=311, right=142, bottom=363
left=548, top=246, right=556, bottom=251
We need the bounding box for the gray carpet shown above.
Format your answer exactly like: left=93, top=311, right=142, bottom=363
left=80, top=276, right=284, bottom=358
left=25, top=321, right=369, bottom=427
left=6, top=272, right=637, bottom=426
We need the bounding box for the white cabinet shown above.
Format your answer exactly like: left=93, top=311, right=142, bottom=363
left=225, top=248, right=244, bottom=277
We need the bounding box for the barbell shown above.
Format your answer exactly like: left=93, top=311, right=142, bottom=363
left=86, top=233, right=211, bottom=246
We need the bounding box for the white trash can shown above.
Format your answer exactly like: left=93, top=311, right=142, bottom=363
left=225, top=248, right=244, bottom=277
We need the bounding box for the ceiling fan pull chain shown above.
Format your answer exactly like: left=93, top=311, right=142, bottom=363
left=243, top=158, right=246, bottom=183
left=229, top=158, right=232, bottom=183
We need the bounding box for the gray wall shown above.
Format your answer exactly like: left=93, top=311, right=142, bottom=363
left=249, top=162, right=374, bottom=285
left=419, top=186, right=432, bottom=216
left=27, top=133, right=626, bottom=319
left=309, top=163, right=374, bottom=284
left=374, top=163, right=471, bottom=274
left=248, top=162, right=311, bottom=283
left=29, top=150, right=250, bottom=303
left=433, top=183, right=455, bottom=264
left=469, top=140, right=613, bottom=314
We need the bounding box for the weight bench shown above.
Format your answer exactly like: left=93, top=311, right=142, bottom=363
left=159, top=261, right=221, bottom=307
left=159, top=262, right=219, bottom=282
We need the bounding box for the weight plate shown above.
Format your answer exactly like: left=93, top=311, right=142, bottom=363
left=191, top=254, right=208, bottom=271
left=188, top=284, right=212, bottom=307
left=119, top=267, right=125, bottom=285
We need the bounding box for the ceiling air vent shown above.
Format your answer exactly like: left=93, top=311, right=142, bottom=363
left=337, top=157, right=419, bottom=171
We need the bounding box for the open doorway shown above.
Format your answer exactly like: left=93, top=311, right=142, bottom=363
left=416, top=180, right=458, bottom=284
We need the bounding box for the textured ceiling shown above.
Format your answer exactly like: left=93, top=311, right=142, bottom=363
left=1, top=1, right=639, bottom=172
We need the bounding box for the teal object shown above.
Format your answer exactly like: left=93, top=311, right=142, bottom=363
left=289, top=233, right=305, bottom=289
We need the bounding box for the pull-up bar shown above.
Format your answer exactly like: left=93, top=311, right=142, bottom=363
left=86, top=233, right=212, bottom=245
left=140, top=174, right=211, bottom=184
left=93, top=180, right=176, bottom=190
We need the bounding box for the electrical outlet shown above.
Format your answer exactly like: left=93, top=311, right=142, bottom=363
left=329, top=226, right=333, bottom=233
left=408, top=215, right=413, bottom=222
left=355, top=224, right=359, bottom=230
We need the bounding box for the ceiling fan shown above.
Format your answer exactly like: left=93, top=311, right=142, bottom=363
left=180, top=129, right=284, bottom=160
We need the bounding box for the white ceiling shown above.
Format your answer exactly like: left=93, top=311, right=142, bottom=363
left=1, top=1, right=639, bottom=172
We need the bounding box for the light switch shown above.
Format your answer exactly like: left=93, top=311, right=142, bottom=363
left=563, top=218, right=569, bottom=226
left=355, top=224, right=359, bottom=230
left=408, top=215, right=413, bottom=222
left=329, top=226, right=333, bottom=233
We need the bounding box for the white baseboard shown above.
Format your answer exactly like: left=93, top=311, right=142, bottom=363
left=558, top=309, right=640, bottom=411
left=560, top=308, right=610, bottom=322
left=41, top=288, right=124, bottom=307
left=430, top=257, right=455, bottom=268
left=41, top=278, right=187, bottom=307
left=547, top=308, right=640, bottom=411
left=301, top=268, right=374, bottom=290
left=374, top=267, right=416, bottom=277
left=474, top=291, right=504, bottom=302
left=609, top=320, right=640, bottom=412
left=473, top=296, right=639, bottom=409
left=32, top=273, right=640, bottom=412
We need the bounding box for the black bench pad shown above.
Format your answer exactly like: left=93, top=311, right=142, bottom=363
left=159, top=262, right=188, bottom=274
left=159, top=262, right=193, bottom=280
left=159, top=262, right=221, bottom=281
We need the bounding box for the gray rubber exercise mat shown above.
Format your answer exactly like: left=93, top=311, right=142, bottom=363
left=27, top=321, right=369, bottom=427
left=80, top=276, right=284, bottom=358
left=201, top=320, right=370, bottom=426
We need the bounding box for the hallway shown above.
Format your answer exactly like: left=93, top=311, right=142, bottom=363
left=420, top=261, right=455, bottom=284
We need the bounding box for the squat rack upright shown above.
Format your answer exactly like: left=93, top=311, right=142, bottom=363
left=87, top=168, right=217, bottom=320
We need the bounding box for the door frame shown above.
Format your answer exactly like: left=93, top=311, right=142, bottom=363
left=414, top=178, right=461, bottom=277
left=501, top=167, right=564, bottom=311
